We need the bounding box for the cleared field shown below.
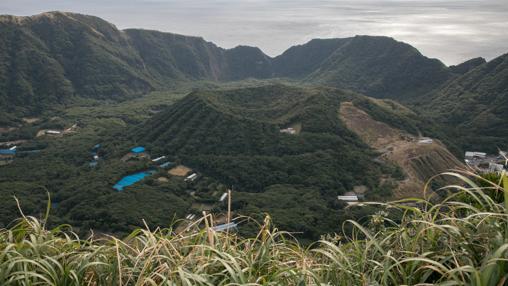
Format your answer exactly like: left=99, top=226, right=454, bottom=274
left=0, top=127, right=16, bottom=134
left=168, top=165, right=192, bottom=177
left=22, top=117, right=40, bottom=124
left=190, top=202, right=213, bottom=211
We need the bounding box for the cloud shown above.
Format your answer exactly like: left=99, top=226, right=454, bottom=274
left=1, top=0, right=507, bottom=64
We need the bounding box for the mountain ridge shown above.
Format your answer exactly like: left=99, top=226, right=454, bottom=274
left=417, top=53, right=508, bottom=152
left=2, top=11, right=507, bottom=155
left=0, top=11, right=459, bottom=118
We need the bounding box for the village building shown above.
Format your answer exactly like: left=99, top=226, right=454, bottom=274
left=152, top=156, right=166, bottom=162
left=489, top=162, right=504, bottom=173
left=158, top=161, right=175, bottom=169
left=131, top=146, right=146, bottom=154
left=63, top=123, right=78, bottom=134
left=122, top=146, right=149, bottom=161
left=338, top=191, right=361, bottom=206
left=219, top=192, right=228, bottom=202
left=0, top=149, right=16, bottom=157
left=280, top=127, right=296, bottom=134
left=499, top=151, right=508, bottom=166
left=212, top=222, right=237, bottom=232
left=465, top=151, right=487, bottom=160
left=45, top=130, right=62, bottom=135
left=185, top=173, right=198, bottom=182
left=185, top=214, right=196, bottom=220
left=0, top=149, right=16, bottom=164
left=418, top=137, right=433, bottom=144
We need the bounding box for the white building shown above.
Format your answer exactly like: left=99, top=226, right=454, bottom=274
left=280, top=127, right=296, bottom=135
left=489, top=162, right=504, bottom=173
left=337, top=195, right=358, bottom=201
left=465, top=151, right=487, bottom=159
left=152, top=156, right=166, bottom=162
left=219, top=192, right=228, bottom=202
left=185, top=173, right=198, bottom=182
left=212, top=222, right=237, bottom=232
left=338, top=193, right=360, bottom=206
left=418, top=137, right=433, bottom=144
left=45, top=130, right=61, bottom=135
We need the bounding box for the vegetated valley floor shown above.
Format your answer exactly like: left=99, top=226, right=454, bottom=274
left=0, top=82, right=466, bottom=240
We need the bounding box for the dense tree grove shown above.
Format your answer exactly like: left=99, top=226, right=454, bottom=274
left=0, top=85, right=410, bottom=240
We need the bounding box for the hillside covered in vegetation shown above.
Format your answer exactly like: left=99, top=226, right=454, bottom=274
left=134, top=84, right=465, bottom=237
left=0, top=172, right=507, bottom=285
left=417, top=53, right=508, bottom=152
left=2, top=11, right=507, bottom=155
left=0, top=82, right=462, bottom=241
left=0, top=11, right=455, bottom=123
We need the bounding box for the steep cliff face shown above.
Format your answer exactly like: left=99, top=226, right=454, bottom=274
left=0, top=12, right=268, bottom=114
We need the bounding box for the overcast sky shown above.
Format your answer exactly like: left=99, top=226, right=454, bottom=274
left=1, top=0, right=507, bottom=65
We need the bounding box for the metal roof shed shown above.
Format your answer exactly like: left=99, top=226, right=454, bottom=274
left=131, top=146, right=146, bottom=153
left=0, top=149, right=16, bottom=155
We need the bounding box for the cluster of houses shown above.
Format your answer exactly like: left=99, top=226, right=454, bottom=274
left=118, top=146, right=237, bottom=232
left=0, top=140, right=44, bottom=165
left=119, top=146, right=199, bottom=185
left=465, top=150, right=508, bottom=174
left=185, top=190, right=235, bottom=231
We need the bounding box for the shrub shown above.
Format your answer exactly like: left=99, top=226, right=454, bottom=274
left=0, top=171, right=507, bottom=285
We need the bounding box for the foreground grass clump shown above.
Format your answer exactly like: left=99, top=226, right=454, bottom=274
left=1, top=172, right=508, bottom=285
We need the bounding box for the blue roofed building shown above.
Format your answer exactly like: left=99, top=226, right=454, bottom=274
left=159, top=161, right=175, bottom=169
left=0, top=149, right=16, bottom=164
left=131, top=146, right=146, bottom=153
left=0, top=149, right=16, bottom=155
left=121, top=146, right=149, bottom=162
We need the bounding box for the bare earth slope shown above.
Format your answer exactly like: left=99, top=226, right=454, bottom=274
left=339, top=102, right=464, bottom=198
